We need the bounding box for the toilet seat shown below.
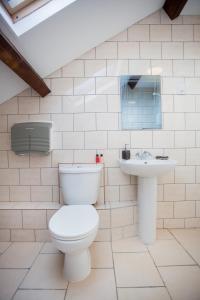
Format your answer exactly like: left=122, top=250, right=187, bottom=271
left=49, top=205, right=99, bottom=241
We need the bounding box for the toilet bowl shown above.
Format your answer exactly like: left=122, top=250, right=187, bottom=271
left=48, top=164, right=102, bottom=282
left=49, top=205, right=99, bottom=282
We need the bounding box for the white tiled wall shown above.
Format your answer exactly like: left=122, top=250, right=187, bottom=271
left=0, top=9, right=200, bottom=229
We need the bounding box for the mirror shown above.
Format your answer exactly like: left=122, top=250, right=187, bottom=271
left=120, top=75, right=161, bottom=130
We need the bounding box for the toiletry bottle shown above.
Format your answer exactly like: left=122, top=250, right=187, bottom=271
left=96, top=154, right=100, bottom=163
left=100, top=154, right=104, bottom=163
left=122, top=144, right=130, bottom=160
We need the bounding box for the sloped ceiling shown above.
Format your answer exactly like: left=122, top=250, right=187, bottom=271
left=0, top=0, right=197, bottom=103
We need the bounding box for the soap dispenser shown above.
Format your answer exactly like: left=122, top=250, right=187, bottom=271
left=122, top=144, right=130, bottom=160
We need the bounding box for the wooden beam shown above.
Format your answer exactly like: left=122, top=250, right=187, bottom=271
left=0, top=31, right=51, bottom=97
left=163, top=0, right=188, bottom=20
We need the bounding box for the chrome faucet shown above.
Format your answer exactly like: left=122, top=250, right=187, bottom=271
left=135, top=151, right=153, bottom=160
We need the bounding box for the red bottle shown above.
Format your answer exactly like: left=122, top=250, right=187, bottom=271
left=96, top=154, right=100, bottom=163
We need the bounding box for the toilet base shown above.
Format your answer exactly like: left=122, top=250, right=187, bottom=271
left=63, top=249, right=91, bottom=282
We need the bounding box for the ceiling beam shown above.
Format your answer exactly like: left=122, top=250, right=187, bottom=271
left=0, top=31, right=51, bottom=97
left=163, top=0, right=188, bottom=20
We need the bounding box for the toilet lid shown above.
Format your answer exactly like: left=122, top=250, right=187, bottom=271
left=49, top=205, right=99, bottom=241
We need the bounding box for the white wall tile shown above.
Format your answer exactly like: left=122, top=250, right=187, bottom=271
left=105, top=186, right=119, bottom=202
left=74, top=113, right=96, bottom=131
left=0, top=169, right=19, bottom=185
left=162, top=42, right=183, bottom=59
left=0, top=115, right=7, bottom=132
left=111, top=207, right=133, bottom=227
left=96, top=77, right=119, bottom=94
left=108, top=168, right=130, bottom=185
left=175, top=131, right=195, bottom=148
left=128, top=25, right=149, bottom=41
left=8, top=151, right=29, bottom=168
left=174, top=201, right=195, bottom=218
left=184, top=42, right=200, bottom=59
left=107, top=60, right=128, bottom=76
left=173, top=60, right=194, bottom=76
left=62, top=60, right=84, bottom=77
left=31, top=186, right=52, bottom=202
left=74, top=150, right=96, bottom=163
left=0, top=186, right=9, bottom=201
left=23, top=210, right=47, bottom=229
left=30, top=153, right=51, bottom=168
left=172, top=25, right=193, bottom=41
left=18, top=97, right=39, bottom=114
left=164, top=218, right=184, bottom=228
left=195, top=60, right=200, bottom=76
left=0, top=151, right=8, bottom=168
left=96, top=42, right=117, bottom=59
left=129, top=60, right=151, bottom=75
left=140, top=42, right=161, bottom=59
left=52, top=114, right=73, bottom=131
left=108, top=131, right=130, bottom=149
left=175, top=166, right=195, bottom=183
left=96, top=113, right=118, bottom=130
left=10, top=186, right=30, bottom=202
left=63, top=132, right=84, bottom=149
left=51, top=78, right=73, bottom=95
left=41, top=168, right=58, bottom=185
left=162, top=77, right=185, bottom=94
left=20, top=168, right=40, bottom=185
left=118, top=42, right=139, bottom=59
left=153, top=131, right=174, bottom=148
left=0, top=97, right=18, bottom=115
left=174, top=95, right=195, bottom=112
left=74, top=77, right=95, bottom=95
left=131, top=131, right=152, bottom=148
left=150, top=25, right=171, bottom=41
left=182, top=16, right=200, bottom=24
left=107, top=95, right=120, bottom=112
left=85, top=131, right=107, bottom=149
left=63, top=96, right=84, bottom=113
left=164, top=149, right=185, bottom=166
left=80, top=48, right=95, bottom=59
left=85, top=60, right=106, bottom=77
left=164, top=184, right=185, bottom=201
left=52, top=150, right=73, bottom=167
left=40, top=96, right=62, bottom=113
left=120, top=185, right=137, bottom=201
left=161, top=95, right=174, bottom=112
left=157, top=202, right=173, bottom=218
left=103, top=149, right=119, bottom=167
left=186, top=184, right=200, bottom=200
left=85, top=95, right=107, bottom=112
left=185, top=78, right=200, bottom=94
left=163, top=113, right=185, bottom=130
left=151, top=60, right=172, bottom=76
left=194, top=25, right=200, bottom=41
left=186, top=113, right=200, bottom=130
left=186, top=149, right=200, bottom=165
left=0, top=210, right=22, bottom=228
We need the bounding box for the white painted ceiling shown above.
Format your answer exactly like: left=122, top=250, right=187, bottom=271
left=0, top=0, right=199, bottom=104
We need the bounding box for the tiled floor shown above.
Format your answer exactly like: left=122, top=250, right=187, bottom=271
left=0, top=229, right=200, bottom=300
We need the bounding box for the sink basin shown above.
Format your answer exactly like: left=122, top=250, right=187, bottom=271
left=119, top=159, right=177, bottom=177
left=119, top=158, right=177, bottom=245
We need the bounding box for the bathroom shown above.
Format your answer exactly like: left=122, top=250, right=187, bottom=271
left=0, top=0, right=200, bottom=299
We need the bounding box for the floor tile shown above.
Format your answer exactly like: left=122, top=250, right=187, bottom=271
left=112, top=237, right=147, bottom=253
left=113, top=252, right=163, bottom=287
left=170, top=229, right=200, bottom=264
left=40, top=242, right=60, bottom=254
left=21, top=254, right=68, bottom=289
left=66, top=269, right=117, bottom=300
left=159, top=266, right=200, bottom=300
left=118, top=287, right=171, bottom=300
left=148, top=239, right=195, bottom=266
left=90, top=242, right=113, bottom=268
left=13, top=290, right=66, bottom=300
left=0, top=242, right=11, bottom=254
left=0, top=269, right=27, bottom=300
left=157, top=229, right=174, bottom=240
left=0, top=242, right=43, bottom=268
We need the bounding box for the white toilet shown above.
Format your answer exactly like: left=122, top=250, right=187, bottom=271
left=48, top=164, right=102, bottom=282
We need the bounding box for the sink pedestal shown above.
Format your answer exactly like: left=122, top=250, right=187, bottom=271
left=138, top=177, right=157, bottom=244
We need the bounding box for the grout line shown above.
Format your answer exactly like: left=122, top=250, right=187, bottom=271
left=146, top=246, right=173, bottom=300
left=169, top=229, right=200, bottom=267
left=110, top=239, right=119, bottom=300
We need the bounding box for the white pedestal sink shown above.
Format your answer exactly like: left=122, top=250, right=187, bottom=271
left=119, top=159, right=177, bottom=244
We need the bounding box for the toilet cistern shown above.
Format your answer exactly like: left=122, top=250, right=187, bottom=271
left=119, top=157, right=177, bottom=244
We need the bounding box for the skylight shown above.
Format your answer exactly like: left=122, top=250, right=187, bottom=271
left=1, top=0, right=51, bottom=22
